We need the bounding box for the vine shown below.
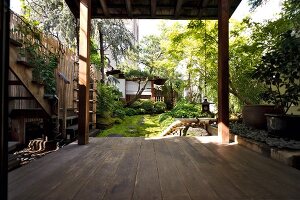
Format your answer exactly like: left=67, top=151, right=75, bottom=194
left=15, top=14, right=59, bottom=95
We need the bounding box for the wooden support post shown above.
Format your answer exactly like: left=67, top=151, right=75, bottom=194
left=218, top=0, right=229, bottom=144
left=151, top=80, right=154, bottom=101
left=78, top=0, right=91, bottom=145
left=0, top=0, right=10, bottom=198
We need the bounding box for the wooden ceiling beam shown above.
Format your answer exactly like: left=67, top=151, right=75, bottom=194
left=198, top=0, right=210, bottom=18
left=175, top=0, right=184, bottom=18
left=151, top=0, right=157, bottom=17
left=99, top=0, right=110, bottom=17
left=125, top=0, right=133, bottom=17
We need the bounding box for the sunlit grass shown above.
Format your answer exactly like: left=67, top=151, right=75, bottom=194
left=97, top=114, right=174, bottom=138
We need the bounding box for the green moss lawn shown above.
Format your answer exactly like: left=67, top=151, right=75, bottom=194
left=97, top=114, right=173, bottom=138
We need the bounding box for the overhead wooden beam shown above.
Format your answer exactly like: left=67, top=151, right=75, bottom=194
left=151, top=0, right=157, bottom=17
left=175, top=0, right=184, bottom=18
left=198, top=0, right=210, bottom=18
left=125, top=0, right=133, bottom=17
left=217, top=0, right=229, bottom=144
left=99, top=0, right=110, bottom=17
left=0, top=0, right=10, bottom=198
left=78, top=0, right=91, bottom=145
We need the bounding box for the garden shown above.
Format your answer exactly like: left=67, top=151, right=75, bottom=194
left=15, top=0, right=300, bottom=147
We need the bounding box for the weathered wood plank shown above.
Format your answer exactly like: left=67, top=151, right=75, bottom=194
left=164, top=137, right=219, bottom=200
left=73, top=149, right=125, bottom=200
left=154, top=139, right=191, bottom=200
left=133, top=139, right=162, bottom=200
left=7, top=137, right=300, bottom=200
left=183, top=137, right=248, bottom=199
left=102, top=137, right=142, bottom=200
left=8, top=138, right=108, bottom=199
left=203, top=142, right=300, bottom=199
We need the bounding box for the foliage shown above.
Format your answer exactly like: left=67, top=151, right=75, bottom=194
left=127, top=100, right=166, bottom=115
left=21, top=0, right=135, bottom=67
left=20, top=0, right=77, bottom=48
left=123, top=108, right=138, bottom=116
left=253, top=30, right=300, bottom=113
left=92, top=19, right=135, bottom=65
left=229, top=18, right=266, bottom=105
left=247, top=0, right=270, bottom=11
left=140, top=100, right=154, bottom=113
left=90, top=40, right=101, bottom=68
left=96, top=83, right=123, bottom=118
left=98, top=114, right=174, bottom=138
left=162, top=20, right=218, bottom=104
left=16, top=19, right=59, bottom=94
left=159, top=100, right=214, bottom=122
left=153, top=101, right=167, bottom=114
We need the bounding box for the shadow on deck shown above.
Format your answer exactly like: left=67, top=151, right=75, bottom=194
left=8, top=136, right=300, bottom=200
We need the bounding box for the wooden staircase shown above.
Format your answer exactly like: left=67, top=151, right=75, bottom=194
left=9, top=39, right=52, bottom=117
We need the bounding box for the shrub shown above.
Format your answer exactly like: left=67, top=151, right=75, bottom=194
left=124, top=108, right=137, bottom=116
left=113, top=109, right=126, bottom=119
left=97, top=83, right=123, bottom=118
left=153, top=101, right=167, bottom=114
left=130, top=100, right=142, bottom=109
left=159, top=100, right=214, bottom=122
left=140, top=100, right=154, bottom=113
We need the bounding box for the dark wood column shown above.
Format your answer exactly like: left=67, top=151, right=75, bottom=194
left=218, top=0, right=229, bottom=143
left=0, top=0, right=10, bottom=198
left=78, top=0, right=91, bottom=145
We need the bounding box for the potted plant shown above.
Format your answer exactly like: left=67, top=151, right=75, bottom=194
left=253, top=30, right=300, bottom=140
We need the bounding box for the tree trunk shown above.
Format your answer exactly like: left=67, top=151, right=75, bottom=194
left=229, top=81, right=252, bottom=105
left=99, top=28, right=105, bottom=82
left=125, top=79, right=148, bottom=107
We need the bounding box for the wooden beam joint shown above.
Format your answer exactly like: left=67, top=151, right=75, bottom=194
left=175, top=0, right=184, bottom=18
left=99, top=0, right=110, bottom=17
left=151, top=0, right=157, bottom=17
left=125, top=0, right=133, bottom=17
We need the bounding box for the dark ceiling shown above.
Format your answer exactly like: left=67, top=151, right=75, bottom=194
left=65, top=0, right=242, bottom=20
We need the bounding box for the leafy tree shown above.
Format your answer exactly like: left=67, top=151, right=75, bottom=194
left=91, top=19, right=135, bottom=81
left=20, top=0, right=77, bottom=48
left=124, top=69, right=152, bottom=107
left=21, top=0, right=135, bottom=81
left=248, top=0, right=270, bottom=11
left=121, top=35, right=163, bottom=106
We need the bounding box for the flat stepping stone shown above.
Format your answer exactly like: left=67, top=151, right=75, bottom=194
left=186, top=127, right=209, bottom=136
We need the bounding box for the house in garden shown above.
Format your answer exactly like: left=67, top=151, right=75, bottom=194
left=106, top=69, right=166, bottom=102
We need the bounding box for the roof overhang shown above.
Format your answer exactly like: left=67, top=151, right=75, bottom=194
left=65, top=0, right=242, bottom=20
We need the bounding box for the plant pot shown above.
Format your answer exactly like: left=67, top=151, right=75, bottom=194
left=242, top=105, right=282, bottom=130
left=265, top=114, right=300, bottom=140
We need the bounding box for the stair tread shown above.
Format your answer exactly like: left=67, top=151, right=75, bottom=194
left=16, top=60, right=33, bottom=68
left=66, top=124, right=78, bottom=130
left=10, top=38, right=23, bottom=47
left=10, top=109, right=48, bottom=118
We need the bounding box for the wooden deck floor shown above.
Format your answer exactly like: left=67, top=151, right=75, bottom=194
left=8, top=136, right=300, bottom=200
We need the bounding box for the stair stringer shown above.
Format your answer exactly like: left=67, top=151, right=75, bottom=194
left=9, top=45, right=52, bottom=117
